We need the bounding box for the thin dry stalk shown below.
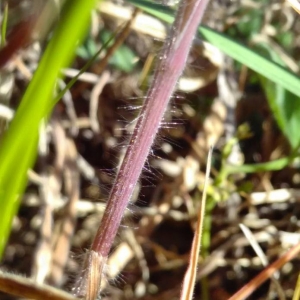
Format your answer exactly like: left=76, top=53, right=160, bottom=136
left=292, top=274, right=300, bottom=300
left=72, top=8, right=139, bottom=99
left=32, top=120, right=66, bottom=284
left=286, top=0, right=300, bottom=14
left=49, top=139, right=80, bottom=285
left=239, top=224, right=285, bottom=300
left=229, top=242, right=300, bottom=300
left=89, top=70, right=111, bottom=133
left=180, top=147, right=212, bottom=300
left=0, top=18, right=36, bottom=68
left=0, top=271, right=77, bottom=300
left=93, top=8, right=139, bottom=74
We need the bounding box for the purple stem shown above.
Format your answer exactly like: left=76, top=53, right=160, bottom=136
left=91, top=0, right=210, bottom=258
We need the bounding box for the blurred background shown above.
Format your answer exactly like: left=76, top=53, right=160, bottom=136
left=1, top=0, right=300, bottom=299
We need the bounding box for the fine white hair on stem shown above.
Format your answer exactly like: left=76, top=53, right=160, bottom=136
left=77, top=0, right=211, bottom=298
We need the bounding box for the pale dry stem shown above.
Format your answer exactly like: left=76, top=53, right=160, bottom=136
left=0, top=271, right=77, bottom=300
left=73, top=250, right=107, bottom=300
left=180, top=147, right=212, bottom=300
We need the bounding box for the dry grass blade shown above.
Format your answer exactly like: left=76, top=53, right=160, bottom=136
left=180, top=147, right=212, bottom=300
left=99, top=1, right=167, bottom=39
left=32, top=120, right=66, bottom=284
left=86, top=251, right=106, bottom=300
left=72, top=8, right=139, bottom=99
left=239, top=224, right=286, bottom=300
left=292, top=273, right=300, bottom=300
left=49, top=138, right=80, bottom=285
left=229, top=242, right=300, bottom=300
left=93, top=8, right=139, bottom=74
left=0, top=271, right=77, bottom=300
left=0, top=16, right=37, bottom=68
left=286, top=0, right=300, bottom=14
left=89, top=70, right=111, bottom=133
left=72, top=251, right=107, bottom=300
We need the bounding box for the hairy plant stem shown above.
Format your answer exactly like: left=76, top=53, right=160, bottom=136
left=77, top=0, right=210, bottom=297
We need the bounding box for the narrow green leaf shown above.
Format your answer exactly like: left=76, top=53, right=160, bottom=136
left=128, top=0, right=300, bottom=99
left=0, top=0, right=96, bottom=257
left=256, top=43, right=300, bottom=150
left=1, top=3, right=8, bottom=46
left=226, top=156, right=292, bottom=175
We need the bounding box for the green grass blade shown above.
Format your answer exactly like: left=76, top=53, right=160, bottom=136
left=128, top=0, right=300, bottom=98
left=225, top=156, right=291, bottom=174
left=1, top=3, right=8, bottom=46
left=0, top=0, right=96, bottom=258
left=198, top=27, right=300, bottom=98
left=257, top=44, right=300, bottom=150
left=261, top=76, right=300, bottom=150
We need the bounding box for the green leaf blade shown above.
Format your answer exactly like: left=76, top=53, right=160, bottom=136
left=0, top=0, right=97, bottom=258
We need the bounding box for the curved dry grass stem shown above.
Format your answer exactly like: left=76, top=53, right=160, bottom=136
left=0, top=271, right=77, bottom=300
left=286, top=0, right=300, bottom=14
left=180, top=147, right=212, bottom=300
left=229, top=242, right=300, bottom=300
left=72, top=8, right=139, bottom=99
